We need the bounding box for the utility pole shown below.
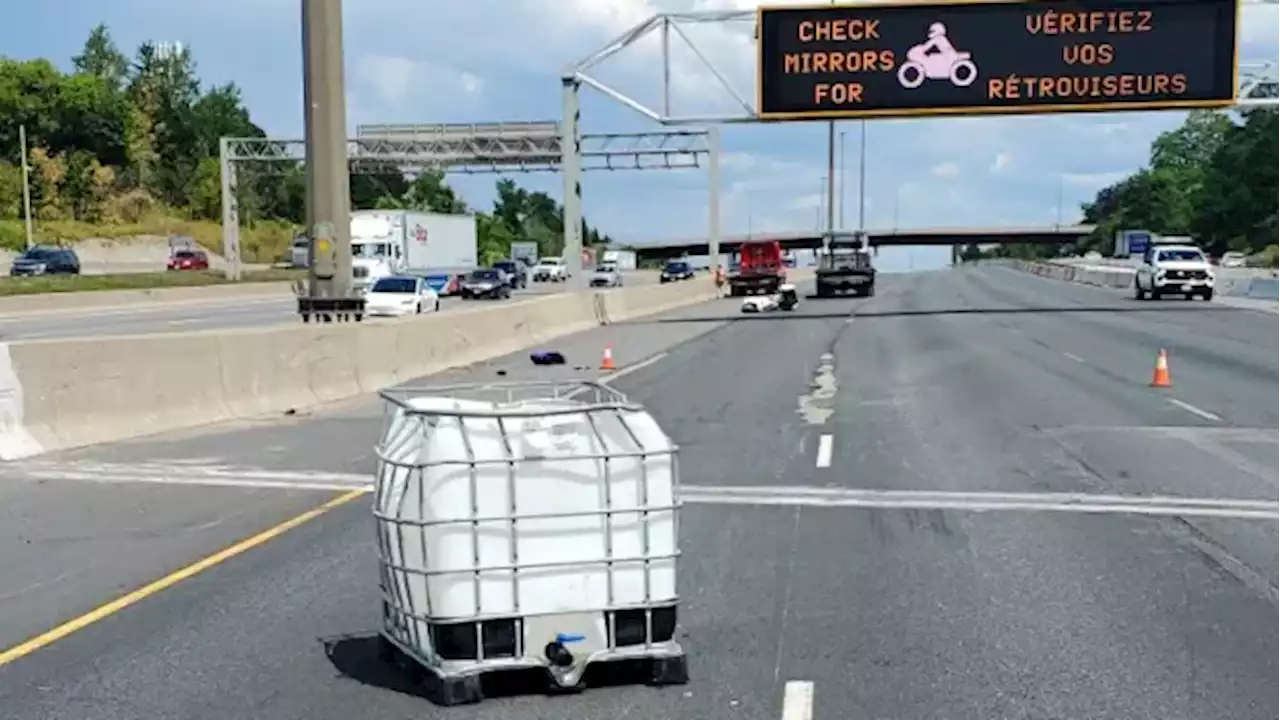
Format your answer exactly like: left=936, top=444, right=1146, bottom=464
left=301, top=0, right=354, bottom=307
left=838, top=131, right=847, bottom=230
left=857, top=119, right=868, bottom=232
left=18, top=124, right=33, bottom=250
left=825, top=121, right=836, bottom=235
left=1055, top=175, right=1064, bottom=227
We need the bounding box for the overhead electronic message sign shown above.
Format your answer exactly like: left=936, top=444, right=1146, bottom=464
left=756, top=0, right=1239, bottom=120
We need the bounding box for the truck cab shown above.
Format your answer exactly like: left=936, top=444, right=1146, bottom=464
left=349, top=214, right=406, bottom=295
left=729, top=240, right=786, bottom=296
left=816, top=232, right=876, bottom=297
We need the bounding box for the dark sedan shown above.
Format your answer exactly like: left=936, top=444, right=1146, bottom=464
left=458, top=269, right=512, bottom=300
left=659, top=260, right=695, bottom=283
left=491, top=260, right=526, bottom=290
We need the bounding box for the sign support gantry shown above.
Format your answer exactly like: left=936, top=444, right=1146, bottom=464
left=218, top=123, right=716, bottom=284
left=561, top=2, right=1278, bottom=270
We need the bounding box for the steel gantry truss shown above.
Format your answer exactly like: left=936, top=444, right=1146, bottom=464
left=222, top=2, right=1277, bottom=281
left=218, top=122, right=717, bottom=281
left=565, top=5, right=1280, bottom=128
left=558, top=4, right=1279, bottom=270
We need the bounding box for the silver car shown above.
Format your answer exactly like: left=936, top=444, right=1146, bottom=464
left=590, top=263, right=623, bottom=288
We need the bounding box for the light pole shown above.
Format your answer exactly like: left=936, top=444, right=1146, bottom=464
left=1055, top=174, right=1065, bottom=227
left=826, top=122, right=836, bottom=234
left=838, top=130, right=847, bottom=230
left=857, top=119, right=868, bottom=232
left=816, top=175, right=827, bottom=230
left=18, top=124, right=33, bottom=250
left=823, top=0, right=837, bottom=236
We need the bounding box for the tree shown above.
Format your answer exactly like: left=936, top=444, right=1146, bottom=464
left=1080, top=108, right=1278, bottom=263
left=72, top=24, right=130, bottom=92
left=0, top=26, right=620, bottom=263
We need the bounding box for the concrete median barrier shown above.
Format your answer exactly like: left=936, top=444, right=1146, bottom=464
left=0, top=278, right=717, bottom=459
left=1004, top=259, right=1135, bottom=288
left=0, top=281, right=295, bottom=317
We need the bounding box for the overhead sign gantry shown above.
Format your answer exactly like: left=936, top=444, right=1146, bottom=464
left=756, top=0, right=1240, bottom=120
left=561, top=0, right=1275, bottom=273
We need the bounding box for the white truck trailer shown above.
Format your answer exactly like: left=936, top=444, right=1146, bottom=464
left=349, top=210, right=479, bottom=294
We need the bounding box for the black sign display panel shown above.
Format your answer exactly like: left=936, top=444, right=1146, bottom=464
left=756, top=0, right=1239, bottom=120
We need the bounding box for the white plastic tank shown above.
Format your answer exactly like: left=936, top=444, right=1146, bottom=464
left=374, top=388, right=678, bottom=651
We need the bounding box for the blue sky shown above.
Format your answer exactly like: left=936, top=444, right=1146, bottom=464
left=4, top=0, right=1277, bottom=271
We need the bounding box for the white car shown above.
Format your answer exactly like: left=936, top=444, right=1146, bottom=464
left=364, top=275, right=441, bottom=316
left=1219, top=251, right=1247, bottom=268
left=532, top=257, right=568, bottom=282
left=1134, top=244, right=1215, bottom=301
left=590, top=262, right=623, bottom=288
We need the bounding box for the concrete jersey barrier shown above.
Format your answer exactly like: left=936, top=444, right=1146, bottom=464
left=1003, top=259, right=1280, bottom=300
left=1002, top=259, right=1135, bottom=288
left=0, top=277, right=722, bottom=459
left=0, top=281, right=295, bottom=317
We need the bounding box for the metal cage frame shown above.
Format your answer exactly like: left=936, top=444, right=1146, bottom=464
left=370, top=380, right=684, bottom=687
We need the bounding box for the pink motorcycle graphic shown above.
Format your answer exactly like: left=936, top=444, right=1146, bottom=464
left=897, top=22, right=978, bottom=89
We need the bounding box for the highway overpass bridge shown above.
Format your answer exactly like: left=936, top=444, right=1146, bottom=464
left=629, top=225, right=1096, bottom=261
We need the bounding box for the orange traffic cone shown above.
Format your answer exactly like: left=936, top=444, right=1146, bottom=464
left=1150, top=349, right=1171, bottom=388
left=600, top=344, right=616, bottom=371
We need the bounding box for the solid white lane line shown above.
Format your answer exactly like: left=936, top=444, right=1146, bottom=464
left=562, top=351, right=672, bottom=402
left=601, top=351, right=668, bottom=384
left=781, top=680, right=815, bottom=720
left=1062, top=351, right=1086, bottom=363
left=815, top=434, right=833, bottom=468
left=1168, top=398, right=1223, bottom=422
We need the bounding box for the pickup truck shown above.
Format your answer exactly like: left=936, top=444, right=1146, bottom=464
left=532, top=257, right=568, bottom=283
left=816, top=234, right=876, bottom=297
left=1134, top=244, right=1215, bottom=300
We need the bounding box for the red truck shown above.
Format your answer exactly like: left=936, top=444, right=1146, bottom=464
left=728, top=240, right=786, bottom=296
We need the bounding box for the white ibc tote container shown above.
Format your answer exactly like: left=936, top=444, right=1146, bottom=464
left=372, top=380, right=687, bottom=705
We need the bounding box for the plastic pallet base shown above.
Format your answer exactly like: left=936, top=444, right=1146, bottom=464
left=648, top=655, right=691, bottom=686
left=377, top=636, right=689, bottom=706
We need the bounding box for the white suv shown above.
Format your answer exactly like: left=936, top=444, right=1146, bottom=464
left=1134, top=244, right=1215, bottom=301
left=532, top=257, right=568, bottom=283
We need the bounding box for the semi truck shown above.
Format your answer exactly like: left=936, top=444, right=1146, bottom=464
left=815, top=232, right=876, bottom=298
left=728, top=239, right=787, bottom=296
left=348, top=210, right=479, bottom=295
left=601, top=249, right=637, bottom=270
left=509, top=241, right=538, bottom=268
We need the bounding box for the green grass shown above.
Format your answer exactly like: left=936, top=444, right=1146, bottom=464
left=0, top=268, right=305, bottom=296
left=0, top=216, right=296, bottom=264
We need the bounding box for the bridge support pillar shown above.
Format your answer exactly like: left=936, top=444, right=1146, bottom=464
left=560, top=76, right=584, bottom=290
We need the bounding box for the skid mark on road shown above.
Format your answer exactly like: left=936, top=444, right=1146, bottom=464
left=796, top=352, right=838, bottom=426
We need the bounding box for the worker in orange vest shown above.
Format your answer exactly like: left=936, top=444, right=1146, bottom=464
left=714, top=265, right=727, bottom=295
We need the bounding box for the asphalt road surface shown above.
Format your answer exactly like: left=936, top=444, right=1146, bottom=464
left=0, top=266, right=1275, bottom=720
left=0, top=274, right=654, bottom=341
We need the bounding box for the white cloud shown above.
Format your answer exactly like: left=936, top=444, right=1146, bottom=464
left=931, top=162, right=961, bottom=180
left=787, top=193, right=822, bottom=211
left=356, top=55, right=416, bottom=104
left=989, top=152, right=1011, bottom=174
left=353, top=55, right=485, bottom=114
left=1061, top=171, right=1130, bottom=189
